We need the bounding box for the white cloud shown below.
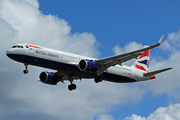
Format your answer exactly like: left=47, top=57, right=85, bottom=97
left=124, top=114, right=146, bottom=120
left=3, top=78, right=144, bottom=120
left=113, top=41, right=143, bottom=66
left=124, top=103, right=180, bottom=120
left=0, top=0, right=99, bottom=57
left=113, top=41, right=143, bottom=55
left=160, top=30, right=180, bottom=52
left=96, top=114, right=115, bottom=120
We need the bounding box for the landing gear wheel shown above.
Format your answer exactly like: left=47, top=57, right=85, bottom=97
left=94, top=76, right=102, bottom=83
left=68, top=85, right=72, bottom=91
left=68, top=84, right=77, bottom=91
left=72, top=84, right=76, bottom=90
left=23, top=70, right=28, bottom=74
left=94, top=77, right=99, bottom=83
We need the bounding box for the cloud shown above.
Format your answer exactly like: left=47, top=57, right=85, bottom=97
left=2, top=78, right=144, bottom=120
left=96, top=114, right=115, bottom=120
left=113, top=41, right=143, bottom=66
left=124, top=114, right=146, bottom=120
left=124, top=103, right=180, bottom=120
left=160, top=30, right=180, bottom=52
left=0, top=0, right=99, bottom=58
left=113, top=41, right=143, bottom=55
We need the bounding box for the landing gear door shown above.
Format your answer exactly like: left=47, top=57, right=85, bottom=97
left=29, top=48, right=34, bottom=54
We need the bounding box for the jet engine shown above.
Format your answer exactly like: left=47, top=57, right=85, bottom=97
left=78, top=59, right=98, bottom=73
left=39, top=71, right=59, bottom=85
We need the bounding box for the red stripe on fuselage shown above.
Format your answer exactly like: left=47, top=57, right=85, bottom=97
left=26, top=45, right=42, bottom=49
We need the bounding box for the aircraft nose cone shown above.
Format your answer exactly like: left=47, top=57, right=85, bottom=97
left=6, top=50, right=11, bottom=58
left=6, top=49, right=14, bottom=59
left=6, top=50, right=10, bottom=56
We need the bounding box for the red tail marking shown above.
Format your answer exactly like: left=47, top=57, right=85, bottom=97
left=134, top=64, right=148, bottom=72
left=138, top=50, right=150, bottom=59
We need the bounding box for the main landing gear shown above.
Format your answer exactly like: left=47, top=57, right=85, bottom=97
left=23, top=63, right=29, bottom=74
left=66, top=76, right=77, bottom=91
left=68, top=84, right=76, bottom=91
left=94, top=76, right=102, bottom=83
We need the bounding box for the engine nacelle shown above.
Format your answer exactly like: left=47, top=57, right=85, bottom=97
left=78, top=59, right=98, bottom=73
left=39, top=71, right=58, bottom=85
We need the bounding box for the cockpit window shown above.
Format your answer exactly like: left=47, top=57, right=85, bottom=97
left=12, top=45, right=24, bottom=48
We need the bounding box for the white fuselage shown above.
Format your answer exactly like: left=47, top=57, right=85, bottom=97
left=6, top=43, right=153, bottom=83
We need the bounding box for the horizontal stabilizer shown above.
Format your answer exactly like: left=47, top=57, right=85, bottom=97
left=143, top=68, right=172, bottom=77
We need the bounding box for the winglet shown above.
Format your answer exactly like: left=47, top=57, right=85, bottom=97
left=157, top=34, right=164, bottom=45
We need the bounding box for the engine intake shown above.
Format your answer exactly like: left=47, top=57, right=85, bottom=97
left=39, top=71, right=58, bottom=85
left=78, top=59, right=98, bottom=73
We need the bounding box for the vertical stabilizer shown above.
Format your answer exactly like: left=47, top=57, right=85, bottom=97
left=133, top=46, right=150, bottom=72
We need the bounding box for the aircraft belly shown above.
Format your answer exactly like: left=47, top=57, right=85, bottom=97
left=101, top=66, right=137, bottom=83
left=7, top=54, right=146, bottom=82
left=102, top=72, right=137, bottom=83
left=8, top=54, right=96, bottom=78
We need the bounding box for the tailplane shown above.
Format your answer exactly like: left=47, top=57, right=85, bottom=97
left=133, top=46, right=150, bottom=72
left=143, top=68, right=172, bottom=77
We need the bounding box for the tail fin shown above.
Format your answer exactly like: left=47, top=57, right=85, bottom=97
left=133, top=46, right=150, bottom=72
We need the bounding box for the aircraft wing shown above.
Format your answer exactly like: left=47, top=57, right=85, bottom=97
left=95, top=35, right=164, bottom=73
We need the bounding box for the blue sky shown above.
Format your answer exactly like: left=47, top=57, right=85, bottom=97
left=38, top=0, right=180, bottom=57
left=1, top=0, right=180, bottom=120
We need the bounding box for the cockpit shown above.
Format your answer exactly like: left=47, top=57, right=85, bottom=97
left=12, top=45, right=24, bottom=48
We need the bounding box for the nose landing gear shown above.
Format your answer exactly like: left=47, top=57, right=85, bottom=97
left=23, top=63, right=29, bottom=74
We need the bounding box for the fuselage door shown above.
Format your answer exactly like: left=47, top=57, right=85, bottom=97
left=135, top=69, right=139, bottom=78
left=29, top=48, right=34, bottom=54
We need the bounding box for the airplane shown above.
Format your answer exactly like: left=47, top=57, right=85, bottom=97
left=6, top=35, right=172, bottom=91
